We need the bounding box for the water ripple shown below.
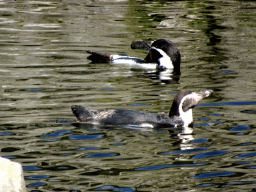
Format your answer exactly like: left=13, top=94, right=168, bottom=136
left=199, top=101, right=256, bottom=107
left=193, top=172, right=235, bottom=179
left=94, top=185, right=135, bottom=191
left=136, top=163, right=207, bottom=171
left=234, top=152, right=256, bottom=159
left=85, top=153, right=117, bottom=158
left=162, top=148, right=208, bottom=155
left=27, top=182, right=46, bottom=187
left=76, top=147, right=100, bottom=151
left=229, top=125, right=250, bottom=131
left=41, top=130, right=72, bottom=137
left=26, top=175, right=50, bottom=180
left=0, top=132, right=14, bottom=136
left=23, top=166, right=41, bottom=171
left=191, top=138, right=209, bottom=143
left=193, top=151, right=229, bottom=159
left=69, top=134, right=104, bottom=140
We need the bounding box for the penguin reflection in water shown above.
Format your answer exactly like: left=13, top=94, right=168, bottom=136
left=71, top=90, right=213, bottom=129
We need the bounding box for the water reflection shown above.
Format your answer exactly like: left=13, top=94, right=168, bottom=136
left=143, top=68, right=180, bottom=85
left=185, top=2, right=228, bottom=64
left=169, top=126, right=194, bottom=147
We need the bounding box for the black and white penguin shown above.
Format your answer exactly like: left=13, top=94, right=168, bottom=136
left=86, top=39, right=181, bottom=74
left=71, top=90, right=213, bottom=128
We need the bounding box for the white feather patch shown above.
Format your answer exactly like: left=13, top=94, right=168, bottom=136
left=151, top=47, right=173, bottom=69
left=111, top=55, right=157, bottom=69
left=178, top=94, right=194, bottom=127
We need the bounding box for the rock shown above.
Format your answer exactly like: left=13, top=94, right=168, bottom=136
left=0, top=157, right=26, bottom=192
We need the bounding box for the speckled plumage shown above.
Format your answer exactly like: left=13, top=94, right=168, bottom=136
left=71, top=90, right=213, bottom=128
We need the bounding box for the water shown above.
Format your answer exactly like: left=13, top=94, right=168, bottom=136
left=0, top=0, right=256, bottom=191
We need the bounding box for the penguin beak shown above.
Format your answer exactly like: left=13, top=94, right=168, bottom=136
left=196, top=90, right=214, bottom=101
